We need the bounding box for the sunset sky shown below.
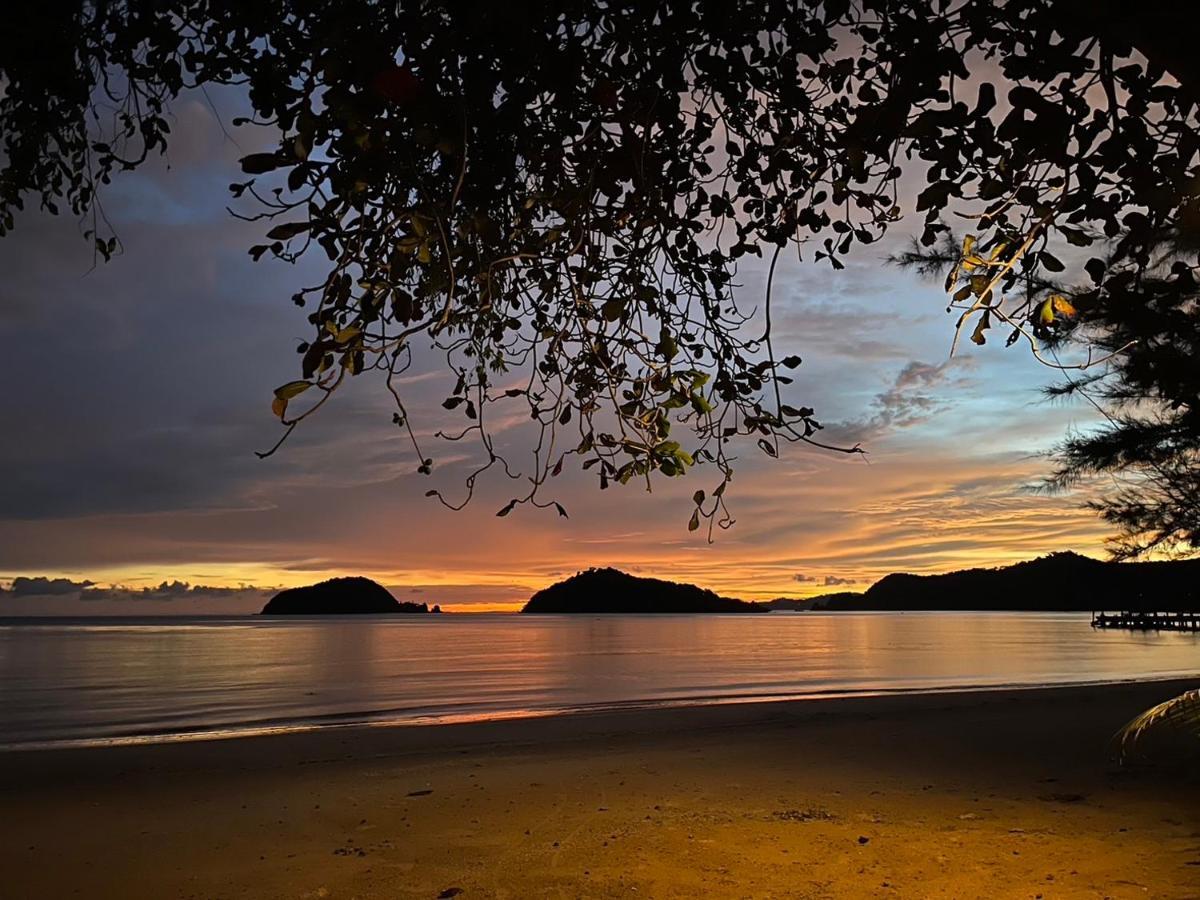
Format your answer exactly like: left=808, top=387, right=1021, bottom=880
left=0, top=89, right=1114, bottom=614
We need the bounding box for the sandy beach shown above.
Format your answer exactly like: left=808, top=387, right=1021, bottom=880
left=3, top=679, right=1198, bottom=899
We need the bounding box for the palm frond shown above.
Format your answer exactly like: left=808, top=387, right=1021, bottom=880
left=1115, top=689, right=1200, bottom=763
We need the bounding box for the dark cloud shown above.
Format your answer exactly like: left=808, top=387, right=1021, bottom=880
left=792, top=573, right=817, bottom=583
left=1, top=575, right=265, bottom=607
left=4, top=576, right=95, bottom=596
left=80, top=580, right=258, bottom=602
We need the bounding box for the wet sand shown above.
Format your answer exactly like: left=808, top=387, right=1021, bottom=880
left=2, top=680, right=1198, bottom=899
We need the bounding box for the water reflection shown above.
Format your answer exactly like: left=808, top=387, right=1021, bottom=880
left=0, top=612, right=1196, bottom=746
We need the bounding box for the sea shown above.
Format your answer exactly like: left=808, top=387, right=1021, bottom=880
left=1, top=611, right=1197, bottom=749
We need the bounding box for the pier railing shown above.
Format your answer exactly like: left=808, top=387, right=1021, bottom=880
left=1091, top=610, right=1200, bottom=631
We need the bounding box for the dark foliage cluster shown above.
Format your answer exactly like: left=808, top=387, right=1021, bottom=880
left=2, top=1, right=1197, bottom=543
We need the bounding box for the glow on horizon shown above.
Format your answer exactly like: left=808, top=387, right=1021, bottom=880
left=0, top=95, right=1122, bottom=616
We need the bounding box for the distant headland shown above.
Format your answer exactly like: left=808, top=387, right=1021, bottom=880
left=261, top=577, right=441, bottom=615
left=519, top=553, right=1200, bottom=614
left=808, top=551, right=1200, bottom=612
left=521, top=568, right=765, bottom=614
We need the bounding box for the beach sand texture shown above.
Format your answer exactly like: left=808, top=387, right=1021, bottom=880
left=2, top=680, right=1198, bottom=899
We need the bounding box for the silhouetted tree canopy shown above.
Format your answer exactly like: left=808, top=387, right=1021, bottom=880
left=896, top=223, right=1200, bottom=559
left=2, top=1, right=1197, bottom=539
left=1041, top=231, right=1200, bottom=559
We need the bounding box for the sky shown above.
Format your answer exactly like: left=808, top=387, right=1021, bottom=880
left=0, top=90, right=1115, bottom=614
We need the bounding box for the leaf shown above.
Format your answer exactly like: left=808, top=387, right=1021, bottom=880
left=688, top=509, right=700, bottom=531
left=1040, top=251, right=1065, bottom=272
left=970, top=310, right=991, bottom=346
left=270, top=380, right=311, bottom=420
left=372, top=64, right=422, bottom=105
left=757, top=438, right=778, bottom=458
left=266, top=221, right=309, bottom=241
left=239, top=153, right=280, bottom=174
left=781, top=355, right=802, bottom=369
left=274, top=380, right=312, bottom=401
left=657, top=330, right=678, bottom=360
left=1115, top=689, right=1200, bottom=763
left=693, top=489, right=705, bottom=505
left=944, top=263, right=959, bottom=293
left=496, top=500, right=516, bottom=517
left=974, top=82, right=997, bottom=116
left=601, top=297, right=626, bottom=322
left=1039, top=295, right=1077, bottom=326
left=1061, top=226, right=1093, bottom=247
left=554, top=502, right=569, bottom=518
left=1050, top=295, right=1077, bottom=318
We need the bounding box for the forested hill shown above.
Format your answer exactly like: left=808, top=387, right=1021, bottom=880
left=261, top=577, right=439, bottom=615
left=813, top=552, right=1200, bottom=612
left=521, top=568, right=765, bottom=614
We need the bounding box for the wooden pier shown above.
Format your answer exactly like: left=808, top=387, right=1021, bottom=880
left=1092, top=610, right=1200, bottom=632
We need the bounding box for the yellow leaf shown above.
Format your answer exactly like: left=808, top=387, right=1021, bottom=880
left=1051, top=295, right=1077, bottom=318
left=271, top=396, right=287, bottom=419
left=273, top=380, right=312, bottom=401
left=1038, top=299, right=1056, bottom=325
left=333, top=326, right=360, bottom=344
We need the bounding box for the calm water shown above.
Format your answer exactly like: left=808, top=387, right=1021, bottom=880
left=1, top=612, right=1197, bottom=748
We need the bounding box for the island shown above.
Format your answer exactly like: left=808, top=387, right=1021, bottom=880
left=260, top=576, right=441, bottom=615
left=521, top=567, right=765, bottom=614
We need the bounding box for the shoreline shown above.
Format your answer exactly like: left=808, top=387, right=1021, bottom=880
left=5, top=672, right=1198, bottom=755
left=4, top=677, right=1197, bottom=783
left=5, top=679, right=1199, bottom=898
